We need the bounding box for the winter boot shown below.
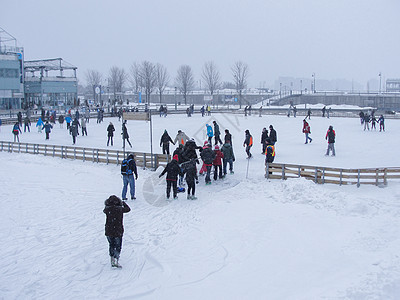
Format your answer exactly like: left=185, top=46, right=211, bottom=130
left=114, top=258, right=122, bottom=268
left=187, top=194, right=191, bottom=200
left=110, top=257, right=115, bottom=267
left=191, top=196, right=197, bottom=200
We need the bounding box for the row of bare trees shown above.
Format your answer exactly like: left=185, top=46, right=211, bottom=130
left=85, top=61, right=249, bottom=106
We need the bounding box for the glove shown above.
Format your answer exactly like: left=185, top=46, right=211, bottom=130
left=233, top=158, right=235, bottom=162
left=158, top=174, right=162, bottom=178
left=196, top=180, right=199, bottom=184
left=135, top=175, right=138, bottom=180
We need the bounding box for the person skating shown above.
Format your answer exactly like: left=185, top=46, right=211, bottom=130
left=221, top=141, right=235, bottom=175
left=107, top=122, right=115, bottom=146
left=243, top=129, right=253, bottom=158
left=122, top=120, right=132, bottom=147
left=159, top=154, right=183, bottom=200
left=103, top=195, right=131, bottom=268
left=264, top=138, right=276, bottom=177
left=12, top=122, right=21, bottom=142
left=24, top=116, right=31, bottom=132
left=81, top=117, right=87, bottom=136
left=121, top=153, right=138, bottom=200
left=325, top=125, right=336, bottom=156
left=213, top=121, right=223, bottom=145
left=363, top=113, right=370, bottom=131
left=58, top=115, right=64, bottom=128
left=17, top=111, right=22, bottom=127
left=302, top=119, right=312, bottom=144
left=36, top=118, right=44, bottom=133
left=182, top=138, right=202, bottom=163
left=371, top=115, right=377, bottom=130
left=160, top=130, right=175, bottom=155
left=181, top=159, right=199, bottom=200
left=378, top=115, right=385, bottom=132
left=200, top=142, right=216, bottom=185
left=261, top=127, right=268, bottom=154
left=70, top=118, right=80, bottom=145
left=359, top=111, right=365, bottom=125
left=65, top=115, right=72, bottom=130
left=42, top=121, right=53, bottom=140
left=224, top=129, right=232, bottom=145
left=173, top=130, right=190, bottom=146
left=268, top=125, right=277, bottom=145
left=206, top=124, right=214, bottom=147
left=213, top=145, right=224, bottom=180
left=306, top=108, right=312, bottom=119
left=200, top=106, right=205, bottom=117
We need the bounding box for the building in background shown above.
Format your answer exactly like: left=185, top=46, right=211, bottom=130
left=386, top=79, right=400, bottom=93
left=0, top=27, right=24, bottom=109
left=24, top=58, right=78, bottom=109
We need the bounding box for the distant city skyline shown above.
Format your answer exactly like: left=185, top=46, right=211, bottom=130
left=2, top=0, right=399, bottom=90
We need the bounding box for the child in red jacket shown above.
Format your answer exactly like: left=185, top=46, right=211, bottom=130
left=213, top=145, right=224, bottom=180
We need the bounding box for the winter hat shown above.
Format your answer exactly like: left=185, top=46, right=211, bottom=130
left=173, top=154, right=179, bottom=161
left=214, top=145, right=220, bottom=150
left=204, top=141, right=209, bottom=146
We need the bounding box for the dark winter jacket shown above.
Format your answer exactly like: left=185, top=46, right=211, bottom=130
left=160, top=132, right=174, bottom=146
left=265, top=145, right=275, bottom=163
left=173, top=145, right=184, bottom=164
left=243, top=132, right=253, bottom=147
left=182, top=140, right=200, bottom=162
left=269, top=128, right=277, bottom=144
left=70, top=122, right=79, bottom=137
left=103, top=195, right=131, bottom=237
left=107, top=124, right=115, bottom=137
left=58, top=115, right=64, bottom=124
left=214, top=123, right=220, bottom=136
left=43, top=123, right=53, bottom=133
left=326, top=128, right=336, bottom=143
left=200, top=147, right=216, bottom=166
left=261, top=129, right=268, bottom=144
left=213, top=150, right=224, bottom=166
left=224, top=132, right=232, bottom=144
left=122, top=123, right=129, bottom=139
left=221, top=143, right=235, bottom=161
left=121, top=155, right=138, bottom=178
left=182, top=159, right=198, bottom=182
left=159, top=159, right=182, bottom=181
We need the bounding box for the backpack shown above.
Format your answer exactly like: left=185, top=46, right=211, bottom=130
left=121, top=158, right=133, bottom=175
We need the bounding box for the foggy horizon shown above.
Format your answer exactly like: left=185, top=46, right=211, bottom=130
left=2, top=0, right=399, bottom=90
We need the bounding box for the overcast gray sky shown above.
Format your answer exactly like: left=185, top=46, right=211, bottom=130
left=2, top=0, right=399, bottom=88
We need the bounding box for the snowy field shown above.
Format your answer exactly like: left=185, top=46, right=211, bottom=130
left=1, top=112, right=400, bottom=299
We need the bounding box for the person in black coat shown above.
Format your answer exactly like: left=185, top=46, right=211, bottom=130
left=268, top=125, right=277, bottom=145
left=181, top=159, right=199, bottom=200
left=107, top=122, right=115, bottom=146
left=213, top=121, right=223, bottom=145
left=200, top=143, right=216, bottom=184
left=160, top=130, right=175, bottom=155
left=181, top=138, right=201, bottom=163
left=122, top=120, right=132, bottom=148
left=159, top=154, right=183, bottom=199
left=261, top=127, right=268, bottom=154
left=224, top=129, right=232, bottom=145
left=103, top=195, right=131, bottom=268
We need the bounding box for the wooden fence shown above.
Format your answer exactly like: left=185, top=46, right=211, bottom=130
left=265, top=163, right=400, bottom=187
left=0, top=141, right=170, bottom=169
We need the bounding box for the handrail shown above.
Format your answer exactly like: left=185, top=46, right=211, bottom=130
left=265, top=162, right=400, bottom=187
left=0, top=140, right=170, bottom=169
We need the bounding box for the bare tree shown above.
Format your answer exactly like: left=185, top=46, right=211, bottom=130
left=231, top=61, right=249, bottom=108
left=139, top=61, right=156, bottom=104
left=129, top=62, right=142, bottom=95
left=175, top=65, right=195, bottom=105
left=108, top=66, right=127, bottom=104
left=85, top=70, right=102, bottom=104
left=155, top=63, right=169, bottom=103
left=202, top=61, right=220, bottom=97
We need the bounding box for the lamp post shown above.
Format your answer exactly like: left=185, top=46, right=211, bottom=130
left=312, top=73, right=316, bottom=93
left=174, top=87, right=177, bottom=111
left=300, top=79, right=303, bottom=95
left=379, top=72, right=382, bottom=94
left=279, top=83, right=282, bottom=99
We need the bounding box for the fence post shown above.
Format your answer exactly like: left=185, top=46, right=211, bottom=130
left=26, top=143, right=28, bottom=153
left=61, top=146, right=64, bottom=159
left=44, top=145, right=47, bottom=156
left=154, top=154, right=158, bottom=169
left=92, top=149, right=95, bottom=162
left=52, top=146, right=55, bottom=157
left=384, top=168, right=387, bottom=186
left=281, top=164, right=285, bottom=180
left=298, top=166, right=301, bottom=178
left=322, top=168, right=325, bottom=184
left=265, top=162, right=269, bottom=179
left=74, top=147, right=76, bottom=160
left=1, top=141, right=3, bottom=151
left=117, top=151, right=120, bottom=165
left=18, top=143, right=21, bottom=153
left=357, top=169, right=360, bottom=188
left=96, top=149, right=99, bottom=163
left=143, top=153, right=146, bottom=169
left=106, top=150, right=109, bottom=165
left=375, top=169, right=379, bottom=186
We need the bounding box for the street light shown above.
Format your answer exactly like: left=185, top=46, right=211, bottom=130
left=379, top=72, right=382, bottom=94
left=312, top=73, right=316, bottom=93
left=174, top=87, right=177, bottom=111
left=279, top=83, right=282, bottom=99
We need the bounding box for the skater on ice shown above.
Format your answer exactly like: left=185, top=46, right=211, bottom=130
left=213, top=121, right=223, bottom=145
left=181, top=159, right=199, bottom=200
left=107, top=122, right=115, bottom=146
left=213, top=145, right=224, bottom=180
left=160, top=130, right=175, bottom=155
left=12, top=122, right=21, bottom=142
left=122, top=120, right=132, bottom=148
left=261, top=127, right=268, bottom=154
left=42, top=121, right=53, bottom=140
left=243, top=129, right=253, bottom=158
left=159, top=154, right=183, bottom=200
left=221, top=141, right=235, bottom=175
left=325, top=125, right=336, bottom=156
left=121, top=153, right=138, bottom=200
left=174, top=130, right=189, bottom=146
left=103, top=195, right=131, bottom=268
left=302, top=119, right=312, bottom=144
left=268, top=125, right=277, bottom=145
left=200, top=142, right=215, bottom=185
left=206, top=124, right=214, bottom=147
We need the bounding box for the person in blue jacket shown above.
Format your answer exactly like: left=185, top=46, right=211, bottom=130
left=42, top=121, right=53, bottom=140
left=12, top=122, right=22, bottom=142
left=206, top=124, right=214, bottom=147
left=65, top=115, right=72, bottom=130
left=36, top=118, right=44, bottom=133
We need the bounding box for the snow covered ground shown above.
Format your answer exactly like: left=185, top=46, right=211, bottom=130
left=1, top=112, right=400, bottom=299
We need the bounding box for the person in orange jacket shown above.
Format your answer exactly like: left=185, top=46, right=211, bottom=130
left=243, top=129, right=253, bottom=158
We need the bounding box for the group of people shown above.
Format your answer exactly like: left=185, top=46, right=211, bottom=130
left=359, top=110, right=385, bottom=131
